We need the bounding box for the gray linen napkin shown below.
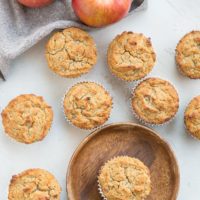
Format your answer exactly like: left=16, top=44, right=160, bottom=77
left=0, top=0, right=147, bottom=80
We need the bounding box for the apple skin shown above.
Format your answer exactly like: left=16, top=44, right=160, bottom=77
left=17, top=0, right=53, bottom=8
left=72, top=0, right=132, bottom=27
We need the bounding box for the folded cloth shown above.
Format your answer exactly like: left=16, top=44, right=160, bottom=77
left=0, top=0, right=147, bottom=80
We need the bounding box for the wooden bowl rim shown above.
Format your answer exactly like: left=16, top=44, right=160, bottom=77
left=66, top=122, right=180, bottom=200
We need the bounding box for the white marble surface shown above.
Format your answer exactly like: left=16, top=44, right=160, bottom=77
left=1, top=0, right=200, bottom=199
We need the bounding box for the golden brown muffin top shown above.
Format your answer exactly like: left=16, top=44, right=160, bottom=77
left=46, top=27, right=97, bottom=78
left=107, top=31, right=156, bottom=81
left=132, top=78, right=179, bottom=125
left=184, top=96, right=200, bottom=139
left=98, top=156, right=151, bottom=200
left=176, top=31, right=200, bottom=79
left=8, top=169, right=61, bottom=200
left=1, top=94, right=53, bottom=144
left=63, top=82, right=112, bottom=129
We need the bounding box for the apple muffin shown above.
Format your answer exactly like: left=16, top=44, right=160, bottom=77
left=107, top=31, right=156, bottom=81
left=131, top=78, right=179, bottom=125
left=46, top=27, right=97, bottom=78
left=63, top=82, right=112, bottom=129
left=184, top=96, right=200, bottom=140
left=176, top=31, right=200, bottom=79
left=8, top=169, right=61, bottom=200
left=1, top=94, right=53, bottom=144
left=98, top=156, right=151, bottom=200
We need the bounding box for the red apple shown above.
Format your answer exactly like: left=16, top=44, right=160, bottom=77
left=72, top=0, right=132, bottom=27
left=17, top=0, right=53, bottom=8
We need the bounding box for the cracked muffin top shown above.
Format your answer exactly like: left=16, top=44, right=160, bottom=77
left=107, top=31, right=156, bottom=81
left=131, top=78, right=179, bottom=125
left=8, top=169, right=61, bottom=200
left=176, top=31, right=200, bottom=79
left=63, top=82, right=112, bottom=129
left=45, top=27, right=97, bottom=78
left=184, top=96, right=200, bottom=139
left=1, top=94, right=53, bottom=144
left=98, top=156, right=151, bottom=200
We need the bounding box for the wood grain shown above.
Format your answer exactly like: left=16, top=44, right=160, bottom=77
left=67, top=122, right=180, bottom=200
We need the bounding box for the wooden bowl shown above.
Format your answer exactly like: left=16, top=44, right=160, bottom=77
left=67, top=122, right=180, bottom=200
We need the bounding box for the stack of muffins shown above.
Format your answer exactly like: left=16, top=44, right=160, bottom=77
left=2, top=27, right=200, bottom=199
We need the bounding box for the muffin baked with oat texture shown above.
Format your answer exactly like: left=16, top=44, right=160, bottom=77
left=1, top=94, right=53, bottom=144
left=131, top=78, right=179, bottom=125
left=63, top=82, right=112, bottom=129
left=98, top=156, right=151, bottom=200
left=46, top=27, right=97, bottom=78
left=107, top=31, right=156, bottom=81
left=184, top=95, right=200, bottom=139
left=8, top=169, right=61, bottom=200
left=176, top=31, right=200, bottom=79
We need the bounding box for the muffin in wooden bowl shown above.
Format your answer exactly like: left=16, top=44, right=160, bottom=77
left=98, top=156, right=151, bottom=200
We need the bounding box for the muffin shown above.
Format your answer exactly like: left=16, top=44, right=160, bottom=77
left=131, top=78, right=179, bottom=125
left=8, top=169, right=61, bottom=200
left=107, top=31, right=156, bottom=81
left=46, top=27, right=97, bottom=78
left=176, top=31, right=200, bottom=79
left=63, top=82, right=112, bottom=129
left=184, top=96, right=200, bottom=139
left=1, top=94, right=53, bottom=144
left=98, top=156, right=151, bottom=200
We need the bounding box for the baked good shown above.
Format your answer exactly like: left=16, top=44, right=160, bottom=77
left=1, top=94, right=53, bottom=144
left=131, top=78, right=179, bottom=125
left=184, top=95, right=200, bottom=139
left=8, top=169, right=61, bottom=200
left=107, top=31, right=156, bottom=81
left=63, top=82, right=112, bottom=129
left=46, top=27, right=97, bottom=78
left=98, top=156, right=151, bottom=200
left=176, top=31, right=200, bottom=79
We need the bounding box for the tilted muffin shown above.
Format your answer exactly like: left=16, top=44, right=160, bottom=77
left=131, top=78, right=179, bottom=125
left=184, top=96, right=200, bottom=139
left=46, top=27, right=97, bottom=78
left=1, top=94, right=53, bottom=144
left=176, top=31, right=200, bottom=79
left=63, top=82, right=112, bottom=129
left=98, top=156, right=151, bottom=200
left=8, top=169, right=61, bottom=200
left=107, top=31, right=156, bottom=81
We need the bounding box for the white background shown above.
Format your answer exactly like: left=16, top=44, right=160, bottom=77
left=1, top=0, right=200, bottom=199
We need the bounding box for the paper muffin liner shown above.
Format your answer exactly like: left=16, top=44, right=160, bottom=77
left=130, top=77, right=179, bottom=127
left=62, top=81, right=113, bottom=131
left=97, top=179, right=107, bottom=200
